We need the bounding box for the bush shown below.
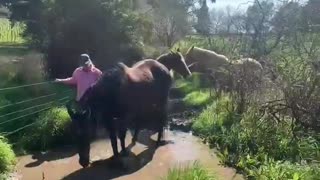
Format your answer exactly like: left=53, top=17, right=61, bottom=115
left=162, top=161, right=216, bottom=180
left=0, top=136, right=16, bottom=177
left=20, top=107, right=72, bottom=151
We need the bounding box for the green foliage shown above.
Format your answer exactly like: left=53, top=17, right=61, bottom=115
left=183, top=90, right=212, bottom=108
left=248, top=159, right=320, bottom=180
left=162, top=161, right=216, bottom=180
left=192, top=95, right=236, bottom=138
left=0, top=52, right=73, bottom=145
left=20, top=107, right=72, bottom=151
left=173, top=35, right=243, bottom=60
left=175, top=72, right=210, bottom=94
left=0, top=18, right=25, bottom=44
left=192, top=96, right=320, bottom=179
left=4, top=0, right=145, bottom=78
left=0, top=136, right=16, bottom=176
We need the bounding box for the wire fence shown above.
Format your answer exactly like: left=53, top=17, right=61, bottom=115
left=0, top=96, right=70, bottom=118
left=0, top=81, right=74, bottom=137
left=0, top=90, right=72, bottom=110
left=0, top=81, right=54, bottom=92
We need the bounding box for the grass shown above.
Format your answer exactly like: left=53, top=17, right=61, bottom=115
left=0, top=49, right=74, bottom=152
left=191, top=95, right=320, bottom=179
left=19, top=107, right=72, bottom=151
left=183, top=89, right=212, bottom=108
left=0, top=136, right=16, bottom=177
left=162, top=161, right=217, bottom=180
left=0, top=45, right=29, bottom=57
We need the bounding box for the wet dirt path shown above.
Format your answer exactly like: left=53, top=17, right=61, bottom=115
left=12, top=130, right=243, bottom=180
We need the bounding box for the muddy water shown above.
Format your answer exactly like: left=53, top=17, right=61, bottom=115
left=12, top=130, right=243, bottom=180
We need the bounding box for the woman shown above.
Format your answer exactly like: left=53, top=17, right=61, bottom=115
left=55, top=53, right=103, bottom=137
left=55, top=54, right=102, bottom=101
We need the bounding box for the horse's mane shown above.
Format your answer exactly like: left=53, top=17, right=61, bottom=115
left=231, top=58, right=263, bottom=70
left=82, top=62, right=127, bottom=110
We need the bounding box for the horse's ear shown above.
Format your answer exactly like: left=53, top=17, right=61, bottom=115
left=177, top=48, right=180, bottom=52
left=170, top=49, right=174, bottom=54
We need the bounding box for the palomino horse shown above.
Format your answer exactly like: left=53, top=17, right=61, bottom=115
left=185, top=46, right=263, bottom=93
left=76, top=51, right=191, bottom=168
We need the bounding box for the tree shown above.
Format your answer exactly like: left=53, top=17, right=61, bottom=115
left=151, top=0, right=192, bottom=47
left=195, top=0, right=211, bottom=35
left=245, top=0, right=277, bottom=58
left=4, top=0, right=144, bottom=77
left=302, top=0, right=320, bottom=32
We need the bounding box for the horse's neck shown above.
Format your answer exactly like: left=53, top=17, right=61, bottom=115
left=157, top=56, right=172, bottom=70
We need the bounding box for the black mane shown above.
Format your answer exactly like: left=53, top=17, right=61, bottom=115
left=80, top=62, right=127, bottom=112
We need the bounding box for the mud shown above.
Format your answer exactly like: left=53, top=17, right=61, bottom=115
left=12, top=130, right=243, bottom=180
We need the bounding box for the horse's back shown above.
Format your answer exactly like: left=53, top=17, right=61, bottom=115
left=186, top=47, right=229, bottom=72
left=120, top=59, right=172, bottom=112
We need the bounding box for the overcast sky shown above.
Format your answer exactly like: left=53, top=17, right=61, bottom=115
left=207, top=0, right=254, bottom=11
left=207, top=0, right=309, bottom=11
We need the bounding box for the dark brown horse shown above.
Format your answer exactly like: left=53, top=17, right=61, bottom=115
left=76, top=51, right=191, bottom=168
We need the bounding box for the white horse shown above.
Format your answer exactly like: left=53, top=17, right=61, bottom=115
left=185, top=46, right=263, bottom=93
left=185, top=46, right=230, bottom=73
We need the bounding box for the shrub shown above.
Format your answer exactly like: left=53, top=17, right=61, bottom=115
left=0, top=136, right=16, bottom=177
left=20, top=107, right=72, bottom=151
left=162, top=161, right=216, bottom=180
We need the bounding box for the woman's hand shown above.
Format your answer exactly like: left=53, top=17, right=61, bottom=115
left=54, top=79, right=62, bottom=83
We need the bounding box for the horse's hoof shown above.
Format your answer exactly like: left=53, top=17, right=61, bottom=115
left=156, top=140, right=166, bottom=147
left=110, top=154, right=120, bottom=161
left=131, top=138, right=136, bottom=146
left=79, top=158, right=90, bottom=168
left=120, top=150, right=129, bottom=157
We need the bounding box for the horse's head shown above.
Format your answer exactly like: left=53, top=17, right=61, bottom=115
left=157, top=48, right=192, bottom=78
left=185, top=45, right=195, bottom=66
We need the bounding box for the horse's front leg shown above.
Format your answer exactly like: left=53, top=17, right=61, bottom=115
left=132, top=125, right=140, bottom=146
left=156, top=108, right=168, bottom=147
left=106, top=121, right=119, bottom=158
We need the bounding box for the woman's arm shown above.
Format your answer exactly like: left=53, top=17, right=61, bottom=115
left=55, top=69, right=78, bottom=85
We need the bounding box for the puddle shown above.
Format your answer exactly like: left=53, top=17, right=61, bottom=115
left=13, top=130, right=243, bottom=180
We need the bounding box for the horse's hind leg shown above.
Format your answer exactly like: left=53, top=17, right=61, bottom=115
left=156, top=127, right=164, bottom=146
left=130, top=115, right=140, bottom=146
left=119, top=126, right=129, bottom=156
